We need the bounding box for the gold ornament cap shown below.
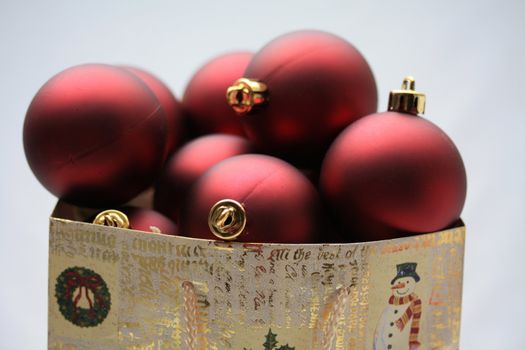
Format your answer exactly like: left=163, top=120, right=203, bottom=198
left=208, top=199, right=247, bottom=241
left=93, top=209, right=130, bottom=229
left=388, top=76, right=426, bottom=115
left=226, top=78, right=268, bottom=115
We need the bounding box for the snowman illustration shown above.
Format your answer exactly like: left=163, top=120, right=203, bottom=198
left=374, top=262, right=422, bottom=350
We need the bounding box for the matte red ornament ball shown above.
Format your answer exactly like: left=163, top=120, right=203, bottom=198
left=122, top=207, right=178, bottom=235
left=232, top=30, right=377, bottom=166
left=320, top=111, right=467, bottom=241
left=23, top=64, right=167, bottom=207
left=183, top=51, right=253, bottom=137
left=154, top=134, right=253, bottom=223
left=123, top=66, right=184, bottom=158
left=179, top=154, right=321, bottom=243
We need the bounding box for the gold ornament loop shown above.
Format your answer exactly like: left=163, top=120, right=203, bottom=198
left=226, top=78, right=268, bottom=115
left=402, top=75, right=416, bottom=90
left=93, top=209, right=130, bottom=229
left=388, top=75, right=426, bottom=115
left=208, top=199, right=247, bottom=241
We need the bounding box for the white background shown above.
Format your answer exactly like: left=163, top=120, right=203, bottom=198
left=1, top=0, right=524, bottom=348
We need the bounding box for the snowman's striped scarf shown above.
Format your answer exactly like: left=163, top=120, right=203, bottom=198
left=388, top=293, right=422, bottom=344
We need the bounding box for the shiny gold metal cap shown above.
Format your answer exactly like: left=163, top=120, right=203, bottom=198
left=93, top=209, right=130, bottom=229
left=388, top=76, right=426, bottom=115
left=226, top=78, right=268, bottom=115
left=208, top=199, right=247, bottom=240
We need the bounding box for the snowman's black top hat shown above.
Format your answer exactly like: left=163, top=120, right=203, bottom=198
left=391, top=262, right=420, bottom=284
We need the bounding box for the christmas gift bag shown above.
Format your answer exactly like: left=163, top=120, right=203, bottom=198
left=48, top=214, right=465, bottom=350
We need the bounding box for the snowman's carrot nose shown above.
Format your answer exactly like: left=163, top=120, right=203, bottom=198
left=391, top=282, right=406, bottom=290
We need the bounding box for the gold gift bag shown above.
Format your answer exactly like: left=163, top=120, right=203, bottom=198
left=48, top=213, right=464, bottom=350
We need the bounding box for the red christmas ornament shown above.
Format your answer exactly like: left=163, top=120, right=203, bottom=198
left=122, top=207, right=178, bottom=235
left=154, top=134, right=252, bottom=223
left=320, top=77, right=467, bottom=241
left=179, top=154, right=321, bottom=243
left=23, top=64, right=167, bottom=207
left=227, top=30, right=377, bottom=166
left=123, top=66, right=184, bottom=158
left=183, top=52, right=253, bottom=136
left=92, top=207, right=177, bottom=235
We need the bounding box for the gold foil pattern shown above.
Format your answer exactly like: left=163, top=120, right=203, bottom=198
left=48, top=217, right=465, bottom=349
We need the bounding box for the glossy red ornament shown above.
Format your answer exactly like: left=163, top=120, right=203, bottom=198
left=122, top=207, right=178, bottom=235
left=320, top=78, right=466, bottom=240
left=124, top=66, right=184, bottom=158
left=179, top=154, right=321, bottom=243
left=23, top=64, right=167, bottom=207
left=228, top=30, right=377, bottom=166
left=154, top=134, right=253, bottom=222
left=183, top=52, right=253, bottom=136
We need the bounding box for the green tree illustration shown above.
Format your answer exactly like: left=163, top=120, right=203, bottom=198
left=244, top=328, right=296, bottom=350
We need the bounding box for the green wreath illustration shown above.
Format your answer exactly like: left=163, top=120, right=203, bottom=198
left=55, top=266, right=111, bottom=327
